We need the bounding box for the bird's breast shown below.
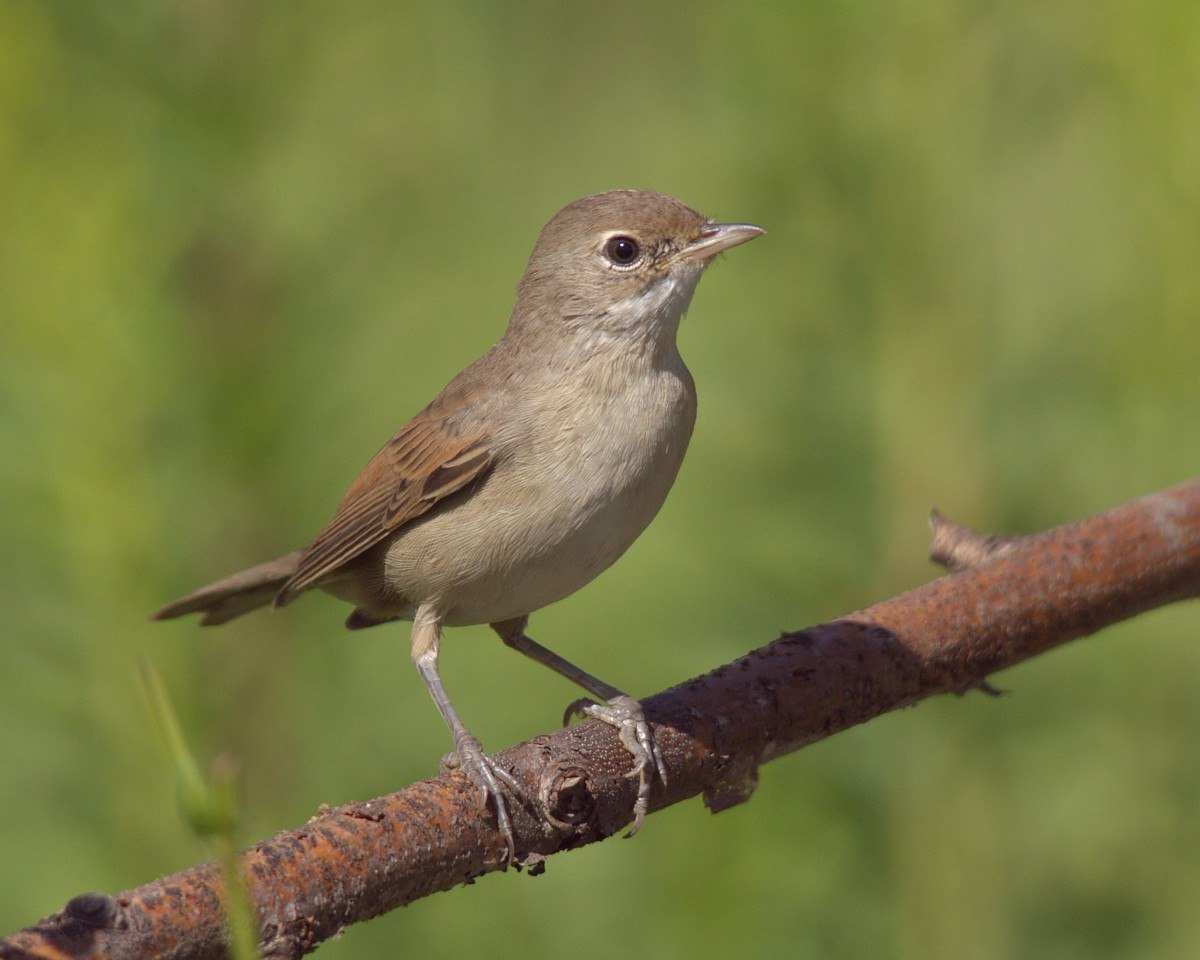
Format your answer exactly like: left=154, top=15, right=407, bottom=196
left=379, top=350, right=697, bottom=626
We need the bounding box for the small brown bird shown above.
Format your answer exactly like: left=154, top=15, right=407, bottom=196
left=153, top=190, right=763, bottom=856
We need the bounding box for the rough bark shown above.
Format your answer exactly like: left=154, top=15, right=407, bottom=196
left=4, top=478, right=1199, bottom=959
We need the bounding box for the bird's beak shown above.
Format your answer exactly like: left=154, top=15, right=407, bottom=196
left=678, top=221, right=765, bottom=262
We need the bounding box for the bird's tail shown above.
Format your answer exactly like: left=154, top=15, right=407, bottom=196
left=150, top=551, right=303, bottom=626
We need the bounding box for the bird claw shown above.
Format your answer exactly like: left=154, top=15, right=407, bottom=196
left=450, top=733, right=522, bottom=863
left=565, top=694, right=666, bottom=836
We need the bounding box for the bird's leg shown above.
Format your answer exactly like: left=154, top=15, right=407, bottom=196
left=411, top=608, right=520, bottom=862
left=491, top=616, right=666, bottom=836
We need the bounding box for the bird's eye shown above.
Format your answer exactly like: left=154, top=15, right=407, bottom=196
left=604, top=235, right=641, bottom=266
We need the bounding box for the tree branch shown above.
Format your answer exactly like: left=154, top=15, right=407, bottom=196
left=5, top=478, right=1199, bottom=960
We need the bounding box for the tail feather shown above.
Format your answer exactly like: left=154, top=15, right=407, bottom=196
left=151, top=551, right=304, bottom=626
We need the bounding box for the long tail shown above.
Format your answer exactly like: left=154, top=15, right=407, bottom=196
left=150, top=551, right=303, bottom=626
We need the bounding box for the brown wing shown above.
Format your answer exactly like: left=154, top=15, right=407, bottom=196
left=274, top=406, right=493, bottom=604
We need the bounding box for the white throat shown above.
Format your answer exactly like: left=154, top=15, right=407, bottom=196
left=579, top=266, right=705, bottom=353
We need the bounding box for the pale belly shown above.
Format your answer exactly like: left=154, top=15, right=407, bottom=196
left=365, top=360, right=696, bottom=627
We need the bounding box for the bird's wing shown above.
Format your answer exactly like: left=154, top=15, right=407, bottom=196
left=275, top=399, right=494, bottom=603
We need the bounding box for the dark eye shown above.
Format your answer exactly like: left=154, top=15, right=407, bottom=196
left=604, top=235, right=641, bottom=266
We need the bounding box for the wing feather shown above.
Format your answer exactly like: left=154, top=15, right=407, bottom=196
left=275, top=408, right=493, bottom=603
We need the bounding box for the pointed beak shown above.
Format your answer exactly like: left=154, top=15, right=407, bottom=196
left=679, top=221, right=765, bottom=262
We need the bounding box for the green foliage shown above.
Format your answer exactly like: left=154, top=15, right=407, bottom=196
left=1, top=1, right=1197, bottom=957
left=140, top=658, right=256, bottom=960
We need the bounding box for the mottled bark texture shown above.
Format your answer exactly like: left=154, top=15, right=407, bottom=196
left=4, top=478, right=1199, bottom=959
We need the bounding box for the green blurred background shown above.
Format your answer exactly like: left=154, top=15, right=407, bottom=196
left=2, top=1, right=1198, bottom=956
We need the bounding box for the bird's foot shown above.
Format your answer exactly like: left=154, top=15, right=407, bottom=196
left=565, top=694, right=666, bottom=836
left=443, top=733, right=522, bottom=863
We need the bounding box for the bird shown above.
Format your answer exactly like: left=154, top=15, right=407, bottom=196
left=152, top=189, right=764, bottom=858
